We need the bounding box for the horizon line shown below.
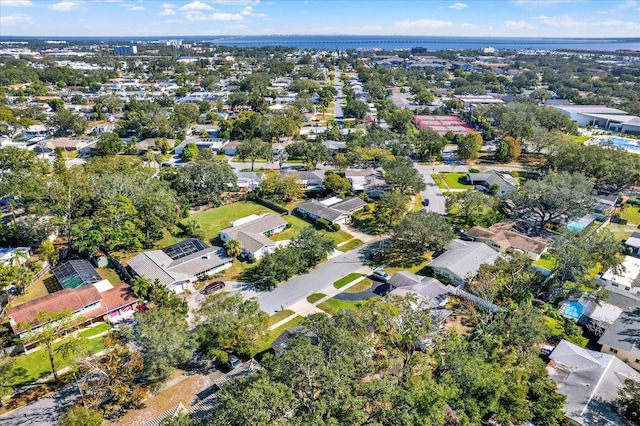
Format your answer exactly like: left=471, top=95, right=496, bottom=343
left=1, top=35, right=639, bottom=40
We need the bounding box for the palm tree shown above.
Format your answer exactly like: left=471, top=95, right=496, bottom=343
left=224, top=239, right=242, bottom=258
left=130, top=276, right=151, bottom=300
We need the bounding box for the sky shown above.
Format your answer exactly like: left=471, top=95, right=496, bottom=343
left=0, top=0, right=639, bottom=38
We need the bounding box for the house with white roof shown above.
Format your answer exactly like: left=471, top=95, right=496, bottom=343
left=427, top=239, right=500, bottom=286
left=219, top=214, right=288, bottom=260
left=553, top=104, right=640, bottom=134
left=467, top=170, right=519, bottom=196
left=597, top=255, right=640, bottom=295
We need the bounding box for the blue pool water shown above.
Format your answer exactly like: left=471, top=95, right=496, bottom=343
left=564, top=301, right=585, bottom=319
left=602, top=137, right=640, bottom=153
left=567, top=222, right=585, bottom=231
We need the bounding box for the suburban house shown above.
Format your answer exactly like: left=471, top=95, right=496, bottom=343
left=593, top=194, right=619, bottom=220
left=127, top=239, right=232, bottom=293
left=466, top=221, right=550, bottom=260
left=546, top=339, right=640, bottom=425
left=219, top=213, right=288, bottom=260
left=467, top=170, right=519, bottom=196
left=5, top=283, right=138, bottom=338
left=0, top=247, right=31, bottom=266
left=174, top=138, right=229, bottom=155
left=270, top=326, right=319, bottom=357
left=295, top=196, right=366, bottom=225
left=345, top=168, right=391, bottom=198
left=598, top=307, right=640, bottom=372
left=36, top=137, right=97, bottom=154
left=281, top=170, right=325, bottom=191
left=558, top=296, right=623, bottom=337
left=427, top=239, right=500, bottom=285
left=90, top=123, right=115, bottom=136
left=234, top=171, right=262, bottom=189
left=597, top=255, right=640, bottom=295
left=388, top=272, right=454, bottom=326
left=321, top=140, right=347, bottom=153
left=135, top=138, right=175, bottom=152
left=625, top=232, right=640, bottom=256
left=223, top=140, right=242, bottom=156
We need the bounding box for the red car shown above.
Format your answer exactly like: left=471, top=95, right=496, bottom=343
left=202, top=281, right=225, bottom=294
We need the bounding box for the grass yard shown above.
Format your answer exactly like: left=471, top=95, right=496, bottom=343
left=344, top=279, right=372, bottom=294
left=533, top=252, right=557, bottom=271
left=431, top=173, right=446, bottom=189
left=574, top=135, right=591, bottom=143
left=76, top=323, right=111, bottom=339
left=607, top=223, right=638, bottom=242
left=317, top=297, right=370, bottom=315
left=8, top=273, right=52, bottom=308
left=619, top=204, right=640, bottom=226
left=543, top=316, right=564, bottom=336
left=412, top=194, right=423, bottom=212
left=271, top=214, right=311, bottom=241
left=307, top=293, right=326, bottom=304
left=97, top=267, right=121, bottom=285
left=322, top=229, right=353, bottom=245
left=337, top=239, right=363, bottom=252
left=333, top=273, right=363, bottom=289
left=213, top=258, right=254, bottom=281
left=11, top=334, right=106, bottom=387
left=254, top=316, right=304, bottom=355
left=268, top=310, right=295, bottom=327
left=440, top=172, right=473, bottom=190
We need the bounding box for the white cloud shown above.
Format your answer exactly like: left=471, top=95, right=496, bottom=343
left=161, top=2, right=175, bottom=8
left=180, top=1, right=213, bottom=11
left=239, top=5, right=266, bottom=17
left=128, top=6, right=144, bottom=10
left=598, top=0, right=637, bottom=14
left=538, top=15, right=583, bottom=28
left=448, top=2, right=468, bottom=9
left=121, top=3, right=144, bottom=11
left=505, top=20, right=534, bottom=29
left=0, top=12, right=32, bottom=25
left=0, top=0, right=34, bottom=7
left=185, top=11, right=244, bottom=21
left=159, top=8, right=176, bottom=15
left=393, top=19, right=454, bottom=30
left=48, top=1, right=83, bottom=12
left=204, top=0, right=259, bottom=4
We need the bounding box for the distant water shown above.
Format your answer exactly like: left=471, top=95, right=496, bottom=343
left=205, top=35, right=640, bottom=51
left=3, top=35, right=639, bottom=52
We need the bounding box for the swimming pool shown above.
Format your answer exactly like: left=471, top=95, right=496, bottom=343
left=563, top=301, right=585, bottom=320
left=601, top=137, right=640, bottom=153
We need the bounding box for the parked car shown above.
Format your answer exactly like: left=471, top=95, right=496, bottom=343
left=226, top=354, right=242, bottom=371
left=422, top=198, right=430, bottom=206
left=371, top=269, right=391, bottom=282
left=202, top=281, right=225, bottom=294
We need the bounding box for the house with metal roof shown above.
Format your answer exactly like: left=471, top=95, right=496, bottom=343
left=427, top=239, right=500, bottom=286
left=219, top=213, right=288, bottom=260
left=598, top=307, right=640, bottom=372
left=295, top=196, right=366, bottom=225
left=547, top=339, right=640, bottom=425
left=127, top=239, right=232, bottom=293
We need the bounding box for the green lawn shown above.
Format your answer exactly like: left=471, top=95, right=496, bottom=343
left=333, top=273, right=363, bottom=289
left=344, top=279, right=372, bottom=294
left=412, top=194, right=423, bottom=212
left=11, top=335, right=106, bottom=387
left=543, top=316, right=564, bottom=336
left=323, top=229, right=353, bottom=245
left=337, top=239, right=363, bottom=252
left=440, top=172, right=473, bottom=190
left=183, top=202, right=277, bottom=242
left=619, top=204, right=640, bottom=226
left=317, top=297, right=370, bottom=315
left=431, top=173, right=446, bottom=189
left=254, top=316, right=304, bottom=355
left=307, top=293, right=326, bottom=304
left=96, top=268, right=121, bottom=286
left=76, top=323, right=111, bottom=339
left=268, top=310, right=295, bottom=327
left=271, top=214, right=311, bottom=241
left=533, top=252, right=557, bottom=271
left=574, top=135, right=590, bottom=143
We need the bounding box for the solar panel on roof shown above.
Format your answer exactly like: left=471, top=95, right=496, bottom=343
left=162, top=238, right=209, bottom=260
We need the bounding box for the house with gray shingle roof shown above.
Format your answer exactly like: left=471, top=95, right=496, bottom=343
left=467, top=170, right=518, bottom=196
left=547, top=339, right=640, bottom=425
left=295, top=196, right=366, bottom=225
left=219, top=213, right=288, bottom=260
left=427, top=239, right=499, bottom=286
left=127, top=239, right=232, bottom=293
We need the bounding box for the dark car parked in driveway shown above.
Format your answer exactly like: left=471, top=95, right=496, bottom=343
left=201, top=281, right=225, bottom=294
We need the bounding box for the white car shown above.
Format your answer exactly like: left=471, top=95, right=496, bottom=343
left=371, top=269, right=390, bottom=282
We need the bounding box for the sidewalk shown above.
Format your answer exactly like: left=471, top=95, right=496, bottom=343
left=268, top=267, right=373, bottom=330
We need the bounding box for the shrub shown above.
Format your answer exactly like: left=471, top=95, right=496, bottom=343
left=331, top=223, right=341, bottom=232
left=468, top=168, right=480, bottom=173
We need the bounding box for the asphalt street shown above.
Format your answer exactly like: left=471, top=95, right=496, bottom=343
left=333, top=66, right=344, bottom=121
left=257, top=241, right=378, bottom=314
left=0, top=382, right=81, bottom=426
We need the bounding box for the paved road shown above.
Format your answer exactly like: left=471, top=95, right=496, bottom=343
left=333, top=66, right=344, bottom=121
left=257, top=241, right=378, bottom=314
left=0, top=382, right=81, bottom=425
